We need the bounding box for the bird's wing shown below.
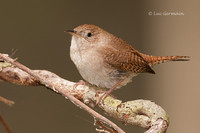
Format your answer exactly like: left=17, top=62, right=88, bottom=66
left=98, top=44, right=155, bottom=74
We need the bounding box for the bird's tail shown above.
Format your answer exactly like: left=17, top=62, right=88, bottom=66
left=141, top=54, right=190, bottom=67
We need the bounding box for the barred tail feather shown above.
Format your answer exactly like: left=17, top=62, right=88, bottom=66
left=141, top=54, right=190, bottom=67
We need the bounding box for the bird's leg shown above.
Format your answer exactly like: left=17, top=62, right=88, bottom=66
left=73, top=80, right=88, bottom=89
left=97, top=79, right=124, bottom=104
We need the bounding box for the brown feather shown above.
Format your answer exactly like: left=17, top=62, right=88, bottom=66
left=98, top=34, right=155, bottom=74
left=140, top=54, right=190, bottom=67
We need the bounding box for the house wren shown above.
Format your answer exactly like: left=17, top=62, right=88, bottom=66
left=65, top=24, right=189, bottom=102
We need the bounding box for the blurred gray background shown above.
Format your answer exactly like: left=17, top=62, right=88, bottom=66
left=0, top=0, right=199, bottom=133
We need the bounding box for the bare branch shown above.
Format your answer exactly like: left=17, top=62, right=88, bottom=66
left=0, top=53, right=169, bottom=133
left=0, top=96, right=15, bottom=106
left=0, top=115, right=12, bottom=133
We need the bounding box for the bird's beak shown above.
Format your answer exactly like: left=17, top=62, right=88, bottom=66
left=64, top=29, right=85, bottom=39
left=64, top=30, right=76, bottom=35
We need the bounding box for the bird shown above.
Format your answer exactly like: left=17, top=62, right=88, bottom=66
left=65, top=24, right=189, bottom=103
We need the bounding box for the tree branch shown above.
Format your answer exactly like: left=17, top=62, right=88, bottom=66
left=0, top=53, right=169, bottom=133
left=0, top=96, right=15, bottom=106
left=0, top=115, right=12, bottom=133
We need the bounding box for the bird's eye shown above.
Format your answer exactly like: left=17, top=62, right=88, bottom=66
left=87, top=32, right=92, bottom=37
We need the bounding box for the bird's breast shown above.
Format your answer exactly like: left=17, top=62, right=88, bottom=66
left=70, top=39, right=108, bottom=86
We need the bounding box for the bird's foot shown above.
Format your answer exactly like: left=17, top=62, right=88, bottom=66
left=73, top=80, right=88, bottom=89
left=96, top=90, right=116, bottom=105
left=96, top=80, right=124, bottom=104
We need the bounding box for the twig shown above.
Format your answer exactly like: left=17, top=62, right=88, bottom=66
left=0, top=96, right=15, bottom=106
left=0, top=115, right=12, bottom=133
left=95, top=119, right=118, bottom=133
